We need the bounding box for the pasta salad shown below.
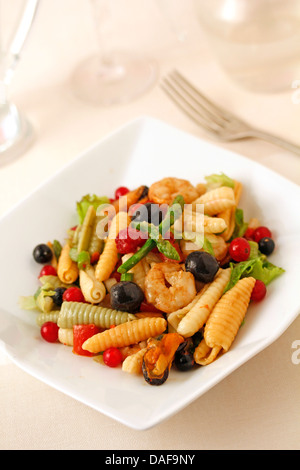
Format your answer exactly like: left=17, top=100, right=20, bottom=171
left=20, top=173, right=284, bottom=386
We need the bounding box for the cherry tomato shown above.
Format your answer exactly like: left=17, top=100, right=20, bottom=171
left=251, top=280, right=267, bottom=302
left=103, top=347, right=123, bottom=367
left=38, top=265, right=57, bottom=278
left=115, top=227, right=145, bottom=254
left=40, top=322, right=59, bottom=343
left=253, top=226, right=272, bottom=243
left=115, top=186, right=130, bottom=200
left=62, top=286, right=85, bottom=303
left=229, top=237, right=251, bottom=262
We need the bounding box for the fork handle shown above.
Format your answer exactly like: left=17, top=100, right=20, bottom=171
left=247, top=129, right=300, bottom=156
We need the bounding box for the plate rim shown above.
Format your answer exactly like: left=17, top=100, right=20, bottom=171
left=0, top=115, right=300, bottom=430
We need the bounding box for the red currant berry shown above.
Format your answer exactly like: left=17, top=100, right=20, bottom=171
left=251, top=280, right=267, bottom=302
left=38, top=265, right=57, bottom=278
left=103, top=347, right=123, bottom=367
left=40, top=322, right=59, bottom=343
left=253, top=226, right=272, bottom=243
left=115, top=186, right=130, bottom=200
left=62, top=286, right=85, bottom=303
left=229, top=237, right=251, bottom=262
left=244, top=227, right=255, bottom=240
left=115, top=227, right=145, bottom=254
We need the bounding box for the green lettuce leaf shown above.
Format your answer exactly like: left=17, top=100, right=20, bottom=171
left=225, top=252, right=285, bottom=293
left=203, top=237, right=215, bottom=256
left=19, top=295, right=37, bottom=310
left=250, top=258, right=285, bottom=285
left=231, top=208, right=248, bottom=239
left=205, top=172, right=235, bottom=190
left=76, top=194, right=110, bottom=224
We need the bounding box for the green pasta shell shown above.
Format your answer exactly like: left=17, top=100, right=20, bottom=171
left=77, top=205, right=96, bottom=253
left=36, top=311, right=60, bottom=326
left=57, top=302, right=137, bottom=329
left=88, top=215, right=104, bottom=255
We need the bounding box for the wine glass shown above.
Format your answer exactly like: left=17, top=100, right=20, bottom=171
left=193, top=0, right=300, bottom=92
left=71, top=0, right=158, bottom=106
left=0, top=0, right=39, bottom=165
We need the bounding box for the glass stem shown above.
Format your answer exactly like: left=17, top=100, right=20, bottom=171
left=90, top=0, right=114, bottom=65
left=0, top=82, right=8, bottom=105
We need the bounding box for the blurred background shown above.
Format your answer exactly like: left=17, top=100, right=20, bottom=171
left=0, top=0, right=299, bottom=210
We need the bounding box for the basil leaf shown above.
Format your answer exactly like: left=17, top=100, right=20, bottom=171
left=52, top=239, right=62, bottom=260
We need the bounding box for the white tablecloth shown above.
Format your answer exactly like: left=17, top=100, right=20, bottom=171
left=0, top=0, right=299, bottom=450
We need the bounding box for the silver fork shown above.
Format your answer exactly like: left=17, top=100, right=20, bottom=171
left=161, top=70, right=300, bottom=156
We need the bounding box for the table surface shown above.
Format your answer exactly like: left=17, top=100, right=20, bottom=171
left=0, top=0, right=299, bottom=451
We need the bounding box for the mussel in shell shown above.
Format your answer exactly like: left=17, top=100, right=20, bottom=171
left=142, top=333, right=184, bottom=386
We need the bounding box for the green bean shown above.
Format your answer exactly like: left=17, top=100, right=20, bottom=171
left=77, top=205, right=96, bottom=252
left=156, top=239, right=180, bottom=260
left=121, top=273, right=134, bottom=281
left=159, top=194, right=184, bottom=236
left=117, top=195, right=185, bottom=273
left=117, top=239, right=156, bottom=274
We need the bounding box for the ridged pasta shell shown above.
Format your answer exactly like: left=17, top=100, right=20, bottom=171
left=177, top=268, right=231, bottom=337
left=193, top=277, right=256, bottom=365
left=82, top=317, right=167, bottom=353
left=57, top=301, right=136, bottom=329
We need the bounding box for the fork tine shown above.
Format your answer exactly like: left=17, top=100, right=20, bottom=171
left=167, top=70, right=229, bottom=129
left=161, top=77, right=221, bottom=135
left=170, top=70, right=236, bottom=124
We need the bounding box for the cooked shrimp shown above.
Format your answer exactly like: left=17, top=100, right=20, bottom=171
left=144, top=262, right=197, bottom=314
left=148, top=177, right=198, bottom=205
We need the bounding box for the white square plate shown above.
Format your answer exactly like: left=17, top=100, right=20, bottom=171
left=0, top=117, right=299, bottom=430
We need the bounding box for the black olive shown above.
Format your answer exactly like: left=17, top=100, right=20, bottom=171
left=110, top=281, right=144, bottom=313
left=258, top=237, right=275, bottom=255
left=174, top=349, right=195, bottom=371
left=131, top=202, right=164, bottom=226
left=52, top=287, right=66, bottom=307
left=185, top=251, right=219, bottom=283
left=33, top=244, right=53, bottom=264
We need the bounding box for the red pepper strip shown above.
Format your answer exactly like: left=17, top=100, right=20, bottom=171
left=90, top=251, right=100, bottom=264
left=139, top=301, right=164, bottom=314
left=72, top=324, right=102, bottom=357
